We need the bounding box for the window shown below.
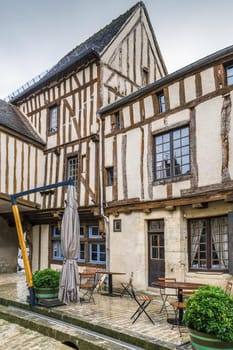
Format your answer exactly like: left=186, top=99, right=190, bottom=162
left=89, top=242, right=106, bottom=264
left=67, top=156, right=78, bottom=186
left=79, top=242, right=85, bottom=262
left=51, top=224, right=106, bottom=266
left=49, top=105, right=58, bottom=133
left=113, top=219, right=121, bottom=232
left=112, top=111, right=122, bottom=130
left=51, top=225, right=63, bottom=260
left=157, top=92, right=166, bottom=113
left=154, top=126, right=190, bottom=180
left=226, top=64, right=233, bottom=85
left=88, top=226, right=102, bottom=238
left=188, top=216, right=229, bottom=271
left=85, top=225, right=105, bottom=265
left=106, top=167, right=114, bottom=186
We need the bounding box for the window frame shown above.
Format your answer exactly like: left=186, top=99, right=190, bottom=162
left=48, top=105, right=58, bottom=133
left=50, top=225, right=63, bottom=261
left=89, top=242, right=106, bottom=264
left=105, top=166, right=114, bottom=186
left=225, top=63, right=233, bottom=86
left=188, top=215, right=229, bottom=272
left=157, top=91, right=166, bottom=113
left=67, top=154, right=78, bottom=186
left=111, top=111, right=123, bottom=131
left=153, top=125, right=191, bottom=181
left=50, top=223, right=106, bottom=267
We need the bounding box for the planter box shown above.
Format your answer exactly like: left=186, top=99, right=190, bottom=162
left=35, top=287, right=59, bottom=299
left=189, top=329, right=233, bottom=350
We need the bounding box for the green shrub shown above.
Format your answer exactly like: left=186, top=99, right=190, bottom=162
left=183, top=285, right=233, bottom=342
left=32, top=268, right=60, bottom=289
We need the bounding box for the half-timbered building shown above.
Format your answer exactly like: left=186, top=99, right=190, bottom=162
left=1, top=1, right=233, bottom=292
left=0, top=2, right=167, bottom=275
left=98, top=45, right=233, bottom=290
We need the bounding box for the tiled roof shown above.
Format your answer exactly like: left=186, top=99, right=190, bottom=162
left=11, top=2, right=143, bottom=102
left=0, top=99, right=45, bottom=145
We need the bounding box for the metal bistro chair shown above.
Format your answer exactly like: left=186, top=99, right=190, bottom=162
left=120, top=272, right=134, bottom=298
left=158, top=277, right=177, bottom=313
left=79, top=272, right=97, bottom=304
left=130, top=287, right=154, bottom=324
left=169, top=289, right=197, bottom=337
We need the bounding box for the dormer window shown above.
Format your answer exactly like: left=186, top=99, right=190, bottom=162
left=49, top=105, right=58, bottom=133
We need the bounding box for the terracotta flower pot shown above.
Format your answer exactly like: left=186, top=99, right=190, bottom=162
left=189, top=329, right=233, bottom=350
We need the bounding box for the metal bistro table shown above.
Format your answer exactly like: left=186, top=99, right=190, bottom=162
left=101, top=271, right=126, bottom=296
left=152, top=280, right=204, bottom=324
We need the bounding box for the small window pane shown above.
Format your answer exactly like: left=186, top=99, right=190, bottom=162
left=67, top=156, right=78, bottom=186
left=49, top=106, right=58, bottom=132
left=106, top=167, right=114, bottom=186
left=226, top=65, right=233, bottom=85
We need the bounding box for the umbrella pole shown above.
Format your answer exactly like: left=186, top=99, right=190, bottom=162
left=11, top=204, right=35, bottom=306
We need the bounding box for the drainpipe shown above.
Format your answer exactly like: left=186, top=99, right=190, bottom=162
left=97, top=114, right=110, bottom=272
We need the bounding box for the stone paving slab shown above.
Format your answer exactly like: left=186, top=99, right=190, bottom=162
left=0, top=273, right=191, bottom=350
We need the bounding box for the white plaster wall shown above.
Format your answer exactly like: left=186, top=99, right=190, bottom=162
left=109, top=212, right=148, bottom=289
left=172, top=180, right=191, bottom=197
left=117, top=135, right=124, bottom=200
left=40, top=109, right=47, bottom=140
left=144, top=95, right=154, bottom=119
left=133, top=102, right=141, bottom=123
left=123, top=106, right=131, bottom=128
left=201, top=68, right=215, bottom=95
left=109, top=208, right=185, bottom=290
left=89, top=143, right=96, bottom=205
left=126, top=129, right=141, bottom=198
left=227, top=91, right=233, bottom=179
left=168, top=82, right=180, bottom=109
left=151, top=109, right=190, bottom=134
left=32, top=225, right=40, bottom=271
left=164, top=209, right=185, bottom=281
left=40, top=225, right=49, bottom=269
left=104, top=138, right=113, bottom=166
left=196, top=97, right=222, bottom=186
left=184, top=76, right=196, bottom=102
left=0, top=217, right=18, bottom=273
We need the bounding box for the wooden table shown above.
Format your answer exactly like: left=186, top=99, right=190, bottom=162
left=152, top=280, right=204, bottom=323
left=100, top=271, right=126, bottom=296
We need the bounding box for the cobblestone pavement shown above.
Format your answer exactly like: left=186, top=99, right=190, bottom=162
left=0, top=318, right=73, bottom=349
left=0, top=272, right=191, bottom=349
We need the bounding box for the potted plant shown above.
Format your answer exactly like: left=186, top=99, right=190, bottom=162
left=32, top=268, right=61, bottom=299
left=183, top=285, right=233, bottom=349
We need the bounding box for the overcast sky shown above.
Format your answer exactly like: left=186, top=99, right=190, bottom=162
left=1, top=0, right=233, bottom=99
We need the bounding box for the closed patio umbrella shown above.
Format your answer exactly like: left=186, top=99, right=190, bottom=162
left=59, top=185, right=80, bottom=304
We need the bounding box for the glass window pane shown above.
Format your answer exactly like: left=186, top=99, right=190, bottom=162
left=49, top=106, right=57, bottom=132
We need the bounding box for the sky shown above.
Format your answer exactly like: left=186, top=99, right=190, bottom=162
left=1, top=0, right=233, bottom=99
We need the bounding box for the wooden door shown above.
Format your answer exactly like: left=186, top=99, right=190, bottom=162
left=148, top=220, right=165, bottom=286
